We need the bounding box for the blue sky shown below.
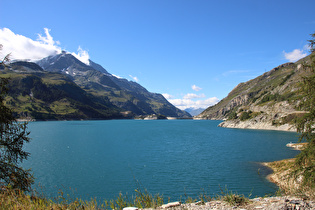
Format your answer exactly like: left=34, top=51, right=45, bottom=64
left=1, top=0, right=314, bottom=110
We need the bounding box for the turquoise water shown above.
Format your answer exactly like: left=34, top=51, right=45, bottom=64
left=22, top=120, right=299, bottom=201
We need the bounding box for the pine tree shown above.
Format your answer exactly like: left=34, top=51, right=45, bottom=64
left=294, top=33, right=315, bottom=190
left=0, top=45, right=34, bottom=191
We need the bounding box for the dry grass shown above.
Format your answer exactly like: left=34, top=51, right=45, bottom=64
left=264, top=158, right=315, bottom=199
left=0, top=187, right=99, bottom=210
left=0, top=186, right=165, bottom=210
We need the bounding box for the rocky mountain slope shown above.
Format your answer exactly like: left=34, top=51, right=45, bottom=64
left=0, top=61, right=122, bottom=120
left=196, top=53, right=314, bottom=131
left=37, top=52, right=190, bottom=118
left=0, top=52, right=190, bottom=120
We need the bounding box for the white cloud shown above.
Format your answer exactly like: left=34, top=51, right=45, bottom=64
left=72, top=46, right=90, bottom=65
left=168, top=96, right=219, bottom=110
left=0, top=28, right=61, bottom=61
left=129, top=75, right=139, bottom=82
left=183, top=93, right=206, bottom=99
left=162, top=93, right=173, bottom=99
left=192, top=84, right=202, bottom=91
left=164, top=84, right=219, bottom=110
left=37, top=28, right=56, bottom=46
left=283, top=48, right=307, bottom=62
left=0, top=27, right=90, bottom=65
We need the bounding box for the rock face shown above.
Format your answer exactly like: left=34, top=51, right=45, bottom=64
left=196, top=53, right=315, bottom=131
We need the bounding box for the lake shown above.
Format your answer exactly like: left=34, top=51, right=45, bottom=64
left=22, top=120, right=300, bottom=201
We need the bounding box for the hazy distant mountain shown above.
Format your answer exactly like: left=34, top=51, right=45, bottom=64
left=184, top=107, right=205, bottom=116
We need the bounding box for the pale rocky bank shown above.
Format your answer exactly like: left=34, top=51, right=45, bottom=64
left=217, top=118, right=296, bottom=132
left=136, top=196, right=315, bottom=210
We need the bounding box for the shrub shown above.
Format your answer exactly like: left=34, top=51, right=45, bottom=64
left=239, top=111, right=251, bottom=121
left=228, top=110, right=237, bottom=120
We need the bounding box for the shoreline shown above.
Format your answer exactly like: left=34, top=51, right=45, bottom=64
left=262, top=159, right=296, bottom=191
left=261, top=142, right=314, bottom=199
left=218, top=120, right=296, bottom=132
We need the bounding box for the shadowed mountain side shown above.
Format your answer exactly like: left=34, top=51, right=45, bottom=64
left=1, top=62, right=122, bottom=120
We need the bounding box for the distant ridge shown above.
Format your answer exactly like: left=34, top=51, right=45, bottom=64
left=185, top=107, right=205, bottom=116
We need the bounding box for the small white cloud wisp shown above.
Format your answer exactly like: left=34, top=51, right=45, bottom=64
left=0, top=27, right=90, bottom=65
left=129, top=75, right=139, bottom=82
left=192, top=84, right=202, bottom=91
left=283, top=47, right=308, bottom=62
left=72, top=46, right=90, bottom=65
left=37, top=28, right=57, bottom=46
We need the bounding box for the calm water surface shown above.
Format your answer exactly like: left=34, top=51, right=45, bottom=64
left=22, top=120, right=300, bottom=201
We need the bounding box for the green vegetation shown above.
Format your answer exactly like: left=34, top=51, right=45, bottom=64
left=228, top=109, right=238, bottom=120
left=0, top=187, right=99, bottom=210
left=269, top=33, right=315, bottom=199
left=0, top=54, right=34, bottom=192
left=0, top=186, right=257, bottom=210
left=279, top=71, right=294, bottom=86
left=257, top=92, right=290, bottom=105
left=239, top=111, right=251, bottom=121
left=293, top=32, right=315, bottom=192
left=272, top=112, right=306, bottom=126
left=219, top=189, right=250, bottom=207
left=238, top=110, right=261, bottom=121
left=0, top=69, right=122, bottom=120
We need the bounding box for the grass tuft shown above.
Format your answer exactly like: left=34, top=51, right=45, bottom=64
left=218, top=187, right=250, bottom=207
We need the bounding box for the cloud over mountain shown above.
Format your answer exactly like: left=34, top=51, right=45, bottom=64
left=163, top=83, right=219, bottom=110
left=129, top=75, right=139, bottom=82
left=0, top=28, right=61, bottom=61
left=283, top=46, right=308, bottom=62
left=183, top=93, right=206, bottom=99
left=162, top=93, right=173, bottom=99
left=72, top=46, right=90, bottom=65
left=0, top=28, right=90, bottom=65
left=168, top=97, right=219, bottom=110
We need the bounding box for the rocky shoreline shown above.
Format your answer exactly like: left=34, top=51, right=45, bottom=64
left=218, top=119, right=296, bottom=132
left=138, top=196, right=315, bottom=209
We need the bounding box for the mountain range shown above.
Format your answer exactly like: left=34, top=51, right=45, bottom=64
left=196, top=52, right=314, bottom=131
left=0, top=52, right=191, bottom=120
left=184, top=107, right=205, bottom=116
